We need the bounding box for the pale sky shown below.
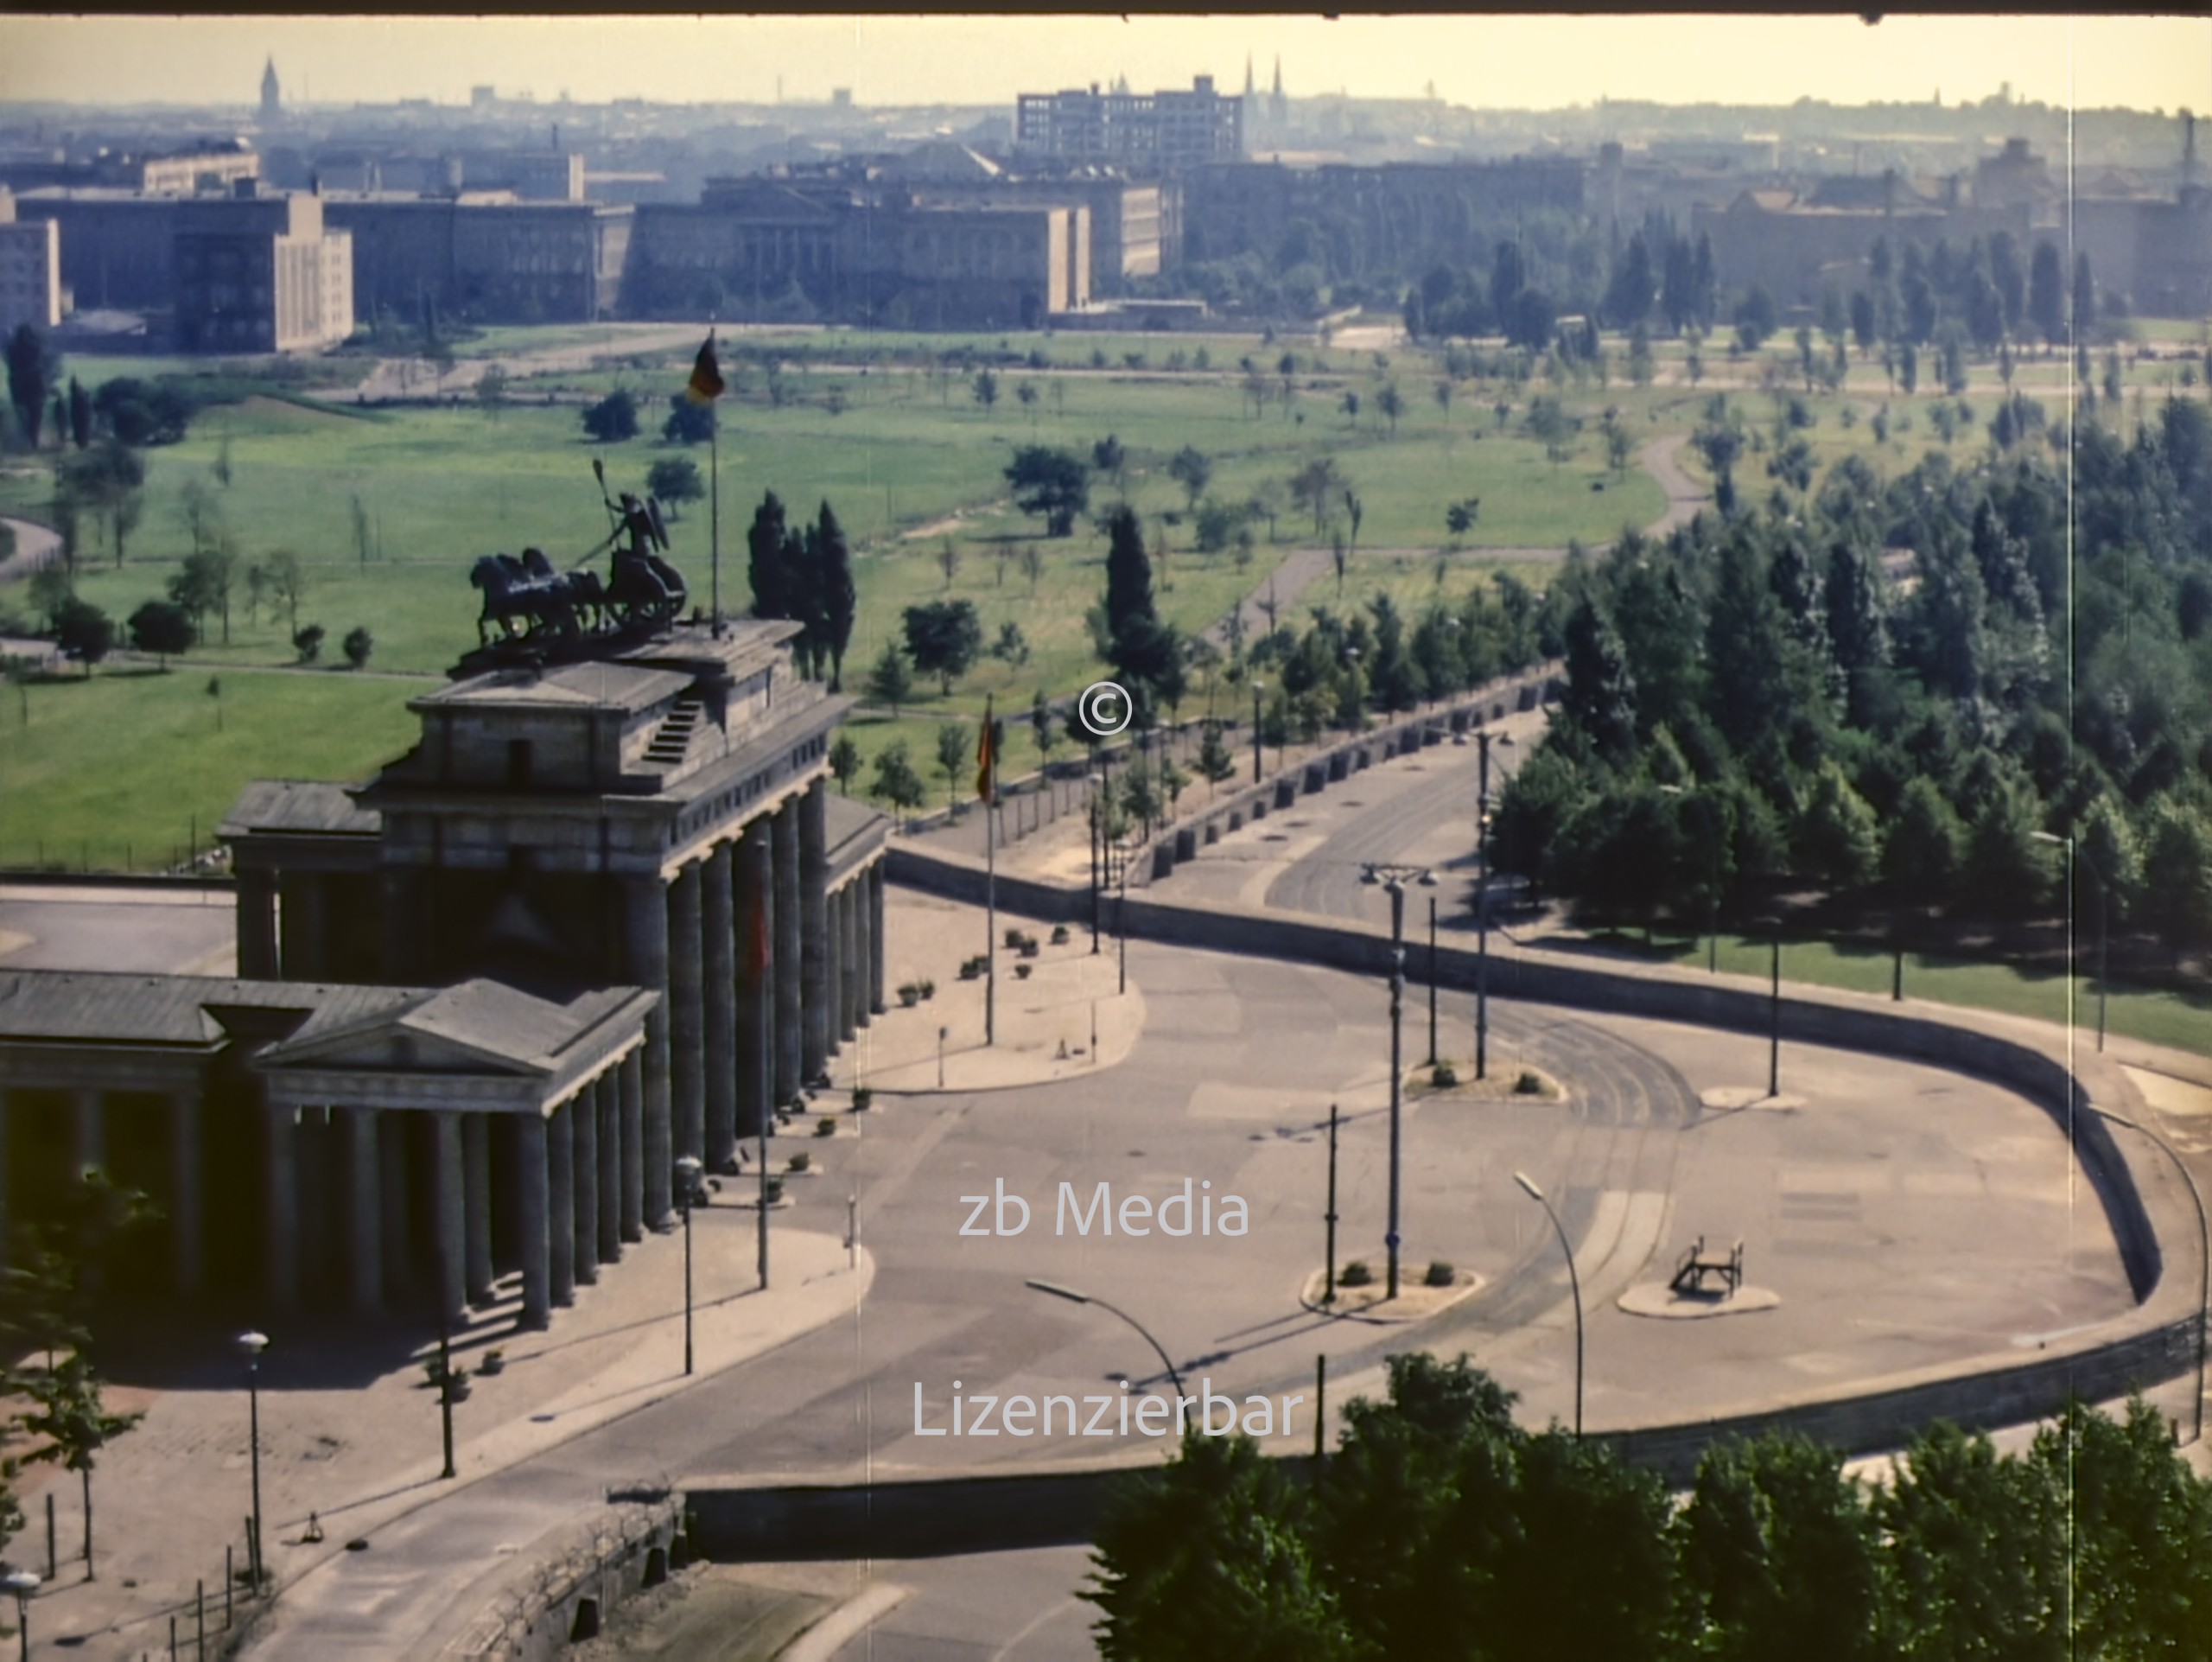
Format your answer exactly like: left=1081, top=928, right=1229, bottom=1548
left=0, top=15, right=2204, bottom=117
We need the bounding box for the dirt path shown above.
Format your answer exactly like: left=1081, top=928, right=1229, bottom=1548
left=0, top=516, right=62, bottom=586
left=1638, top=432, right=1710, bottom=536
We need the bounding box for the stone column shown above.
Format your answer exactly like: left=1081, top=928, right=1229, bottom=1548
left=799, top=778, right=831, bottom=1081
left=379, top=1111, right=410, bottom=1302
left=571, top=1086, right=600, bottom=1286
left=773, top=798, right=803, bottom=1107
left=738, top=824, right=774, bottom=1140
left=596, top=1072, right=622, bottom=1264
left=264, top=1101, right=299, bottom=1311
left=169, top=1091, right=204, bottom=1296
left=343, top=1107, right=381, bottom=1314
left=703, top=844, right=739, bottom=1170
left=73, top=1087, right=104, bottom=1178
left=517, top=1116, right=551, bottom=1330
left=839, top=883, right=861, bottom=1043
left=618, top=1048, right=644, bottom=1243
left=855, top=865, right=875, bottom=1028
left=462, top=1114, right=494, bottom=1305
left=238, top=868, right=280, bottom=980
left=548, top=1100, right=575, bottom=1308
left=432, top=1114, right=466, bottom=1325
left=868, top=863, right=888, bottom=1016
left=667, top=862, right=706, bottom=1166
left=623, top=874, right=674, bottom=1230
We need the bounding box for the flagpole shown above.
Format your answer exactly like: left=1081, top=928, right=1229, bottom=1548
left=709, top=414, right=721, bottom=635
left=985, top=699, right=997, bottom=1048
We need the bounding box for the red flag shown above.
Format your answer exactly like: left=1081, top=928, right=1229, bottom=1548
left=686, top=332, right=724, bottom=404
left=976, top=696, right=996, bottom=804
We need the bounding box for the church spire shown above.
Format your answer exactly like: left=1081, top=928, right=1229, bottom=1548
left=260, top=55, right=282, bottom=122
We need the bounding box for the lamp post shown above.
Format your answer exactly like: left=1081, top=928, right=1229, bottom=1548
left=1474, top=729, right=1514, bottom=1080
left=237, top=1331, right=268, bottom=1590
left=1027, top=1279, right=1184, bottom=1398
left=435, top=1260, right=457, bottom=1480
left=1427, top=893, right=1440, bottom=1067
left=2, top=1570, right=36, bottom=1662
left=1112, top=831, right=1130, bottom=996
left=2084, top=1107, right=2208, bottom=1443
left=675, top=1154, right=703, bottom=1376
left=1088, top=767, right=1105, bottom=955
left=1764, top=917, right=1783, bottom=1098
left=1251, top=679, right=1266, bottom=783
left=2033, top=831, right=2110, bottom=1054
left=1363, top=863, right=1436, bottom=1300
left=1513, top=1171, right=1583, bottom=1439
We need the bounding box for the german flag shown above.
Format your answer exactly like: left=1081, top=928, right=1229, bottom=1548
left=686, top=333, right=725, bottom=404
left=976, top=695, right=996, bottom=804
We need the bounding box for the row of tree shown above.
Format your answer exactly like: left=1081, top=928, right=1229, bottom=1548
left=1088, top=1353, right=2212, bottom=1659
left=1495, top=393, right=2212, bottom=949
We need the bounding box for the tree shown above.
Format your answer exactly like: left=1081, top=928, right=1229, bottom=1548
left=662, top=394, right=716, bottom=446
left=933, top=722, right=970, bottom=808
left=2028, top=241, right=2066, bottom=348
left=972, top=368, right=999, bottom=411
left=67, top=376, right=91, bottom=449
left=902, top=600, right=982, bottom=695
left=1004, top=445, right=1090, bottom=537
left=1288, top=455, right=1344, bottom=535
left=862, top=640, right=915, bottom=715
left=1605, top=231, right=1656, bottom=328
left=1375, top=381, right=1403, bottom=437
left=1103, top=505, right=1157, bottom=644
left=1020, top=543, right=1045, bottom=594
left=263, top=549, right=306, bottom=640
left=828, top=732, right=861, bottom=794
left=812, top=503, right=857, bottom=691
left=475, top=363, right=509, bottom=420
left=1560, top=599, right=1637, bottom=763
left=167, top=544, right=237, bottom=644
left=5, top=322, right=57, bottom=449
left=294, top=622, right=325, bottom=664
left=581, top=389, right=639, bottom=443
left=53, top=597, right=112, bottom=677
left=1030, top=688, right=1057, bottom=765
left=747, top=492, right=794, bottom=622
left=20, top=1353, right=143, bottom=1581
left=1194, top=721, right=1238, bottom=795
left=1168, top=444, right=1212, bottom=512
left=647, top=457, right=704, bottom=515
left=1735, top=284, right=1777, bottom=351
left=342, top=625, right=374, bottom=669
left=126, top=599, right=192, bottom=666
left=2071, top=250, right=2095, bottom=340
left=869, top=739, right=926, bottom=826
left=1092, top=434, right=1128, bottom=495
left=935, top=537, right=962, bottom=589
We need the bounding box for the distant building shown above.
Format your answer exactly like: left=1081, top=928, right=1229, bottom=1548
left=173, top=185, right=354, bottom=353
left=323, top=194, right=632, bottom=323
left=455, top=150, right=586, bottom=203
left=260, top=57, right=281, bottom=126
left=0, top=190, right=64, bottom=334
left=1015, top=75, right=1243, bottom=174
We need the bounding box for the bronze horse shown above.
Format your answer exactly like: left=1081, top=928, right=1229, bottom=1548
left=467, top=480, right=690, bottom=650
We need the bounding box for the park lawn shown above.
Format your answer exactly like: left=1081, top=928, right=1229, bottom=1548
left=0, top=665, right=422, bottom=871
left=1667, top=932, right=2211, bottom=1058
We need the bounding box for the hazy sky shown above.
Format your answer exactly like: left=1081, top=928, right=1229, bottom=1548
left=1, top=15, right=2205, bottom=117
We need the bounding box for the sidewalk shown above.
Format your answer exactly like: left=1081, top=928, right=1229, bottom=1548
left=826, top=888, right=1143, bottom=1095
left=19, top=1218, right=870, bottom=1659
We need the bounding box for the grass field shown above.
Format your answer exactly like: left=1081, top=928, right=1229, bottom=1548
left=4, top=317, right=2204, bottom=869
left=1632, top=929, right=2212, bottom=1057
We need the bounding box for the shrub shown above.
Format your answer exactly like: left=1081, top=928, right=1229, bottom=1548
left=851, top=1086, right=874, bottom=1113
left=762, top=1175, right=785, bottom=1203
left=1424, top=1260, right=1456, bottom=1288
left=1431, top=1061, right=1459, bottom=1088
left=1339, top=1259, right=1374, bottom=1288
left=815, top=1116, right=837, bottom=1138
left=787, top=1149, right=811, bottom=1173
left=1515, top=1070, right=1544, bottom=1095
left=1051, top=924, right=1071, bottom=945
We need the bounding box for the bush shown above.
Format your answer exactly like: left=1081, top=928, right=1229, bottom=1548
left=786, top=1150, right=811, bottom=1173
left=1338, top=1260, right=1374, bottom=1288
left=851, top=1086, right=874, bottom=1113
left=1424, top=1260, right=1456, bottom=1288
left=1050, top=924, right=1071, bottom=945
left=341, top=625, right=373, bottom=669
left=1515, top=1069, right=1544, bottom=1095
left=762, top=1175, right=785, bottom=1204
left=815, top=1116, right=837, bottom=1138
left=1431, top=1061, right=1459, bottom=1088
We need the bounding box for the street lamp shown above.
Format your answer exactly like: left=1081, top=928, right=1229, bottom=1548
left=1474, top=729, right=1515, bottom=1080
left=1761, top=916, right=1783, bottom=1098
left=2, top=1570, right=36, bottom=1662
left=1513, top=1172, right=1584, bottom=1439
left=1026, top=1279, right=1185, bottom=1398
left=1250, top=679, right=1266, bottom=784
left=675, top=1155, right=703, bottom=1376
left=2033, top=831, right=2110, bottom=1053
left=1088, top=768, right=1106, bottom=955
left=2084, top=1108, right=2208, bottom=1444
left=237, top=1331, right=269, bottom=1590
left=1363, top=863, right=1436, bottom=1300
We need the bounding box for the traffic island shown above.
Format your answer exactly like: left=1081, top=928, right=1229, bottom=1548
left=1298, top=1264, right=1485, bottom=1324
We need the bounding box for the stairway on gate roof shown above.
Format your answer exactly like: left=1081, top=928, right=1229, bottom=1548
left=644, top=696, right=704, bottom=769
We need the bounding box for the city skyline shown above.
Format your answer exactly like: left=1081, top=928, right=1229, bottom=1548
left=0, top=14, right=2205, bottom=118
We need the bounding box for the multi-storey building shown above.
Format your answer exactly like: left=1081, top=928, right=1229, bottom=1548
left=173, top=185, right=353, bottom=353
left=0, top=189, right=63, bottom=334
left=1015, top=75, right=1243, bottom=174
